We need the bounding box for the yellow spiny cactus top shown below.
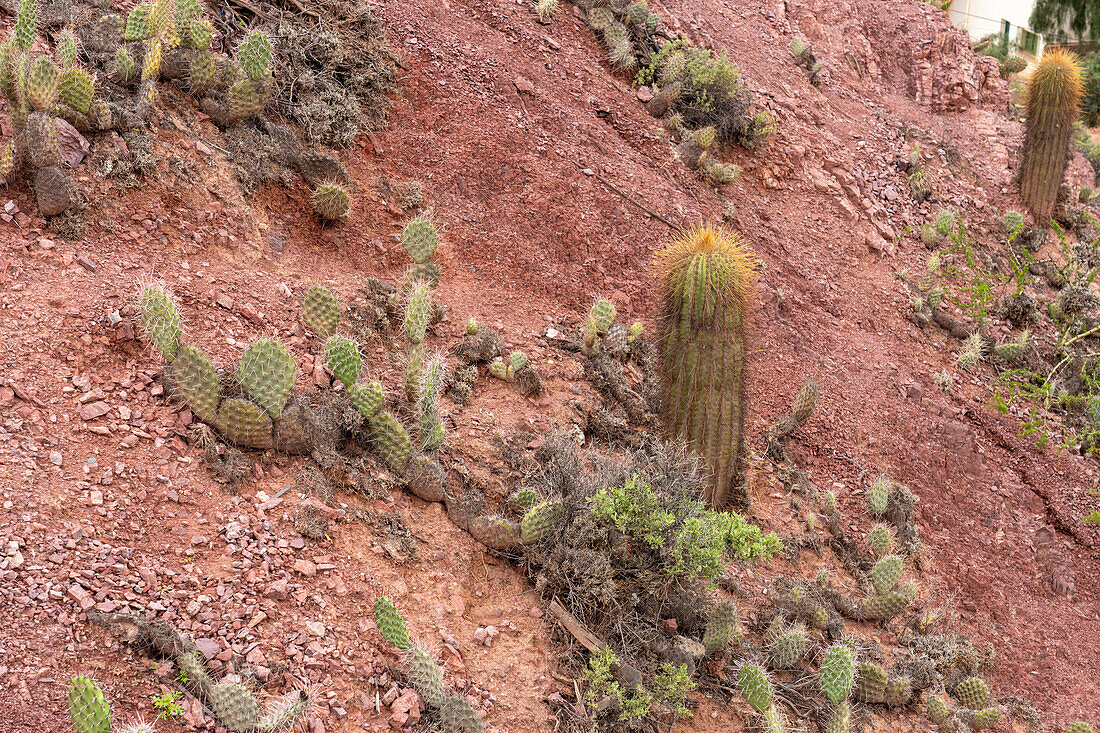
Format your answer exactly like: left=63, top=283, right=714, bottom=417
left=1027, top=48, right=1084, bottom=125
left=653, top=223, right=756, bottom=318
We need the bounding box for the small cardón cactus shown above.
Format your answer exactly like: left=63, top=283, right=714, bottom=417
left=736, top=662, right=773, bottom=712
left=702, top=600, right=741, bottom=652
left=405, top=645, right=446, bottom=708
left=237, top=339, right=296, bottom=418
left=302, top=285, right=339, bottom=337
left=767, top=625, right=807, bottom=669
left=171, top=344, right=220, bottom=424
left=349, top=380, right=384, bottom=418
left=312, top=182, right=351, bottom=222
left=820, top=644, right=855, bottom=704
left=28, top=54, right=60, bottom=112
left=520, top=500, right=561, bottom=544
left=402, top=211, right=440, bottom=264
left=871, top=555, right=904, bottom=595
left=1019, top=49, right=1084, bottom=221
left=59, top=67, right=94, bottom=113
left=216, top=398, right=273, bottom=449
left=853, top=663, right=887, bottom=704
left=655, top=224, right=754, bottom=507
left=866, top=524, right=894, bottom=558
left=68, top=675, right=111, bottom=733
left=373, top=596, right=411, bottom=649
left=138, top=284, right=183, bottom=361
left=954, top=677, right=990, bottom=709
left=324, top=335, right=361, bottom=388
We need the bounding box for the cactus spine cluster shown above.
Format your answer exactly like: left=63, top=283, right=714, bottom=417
left=418, top=352, right=446, bottom=451
left=1019, top=49, right=1084, bottom=221
left=654, top=224, right=753, bottom=507
left=954, top=677, right=990, bottom=709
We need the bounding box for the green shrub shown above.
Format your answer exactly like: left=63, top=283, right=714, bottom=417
left=588, top=475, right=676, bottom=547
left=1083, top=52, right=1100, bottom=128
left=636, top=37, right=769, bottom=147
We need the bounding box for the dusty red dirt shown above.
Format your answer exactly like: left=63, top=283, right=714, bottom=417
left=1, top=0, right=1099, bottom=730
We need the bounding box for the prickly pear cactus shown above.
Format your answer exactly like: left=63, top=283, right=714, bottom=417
left=190, top=51, right=215, bottom=93
left=823, top=490, right=837, bottom=514
left=702, top=600, right=740, bottom=652
left=237, top=339, right=296, bottom=419
left=298, top=286, right=339, bottom=340
left=1004, top=210, right=1024, bottom=234
left=26, top=111, right=61, bottom=168
left=324, top=335, right=361, bottom=388
left=312, top=182, right=351, bottom=221
left=853, top=663, right=887, bottom=704
left=790, top=377, right=818, bottom=426
left=216, top=398, right=273, bottom=449
left=56, top=30, right=79, bottom=67
left=115, top=47, right=137, bottom=84
left=926, top=693, right=952, bottom=725
left=368, top=410, right=412, bottom=473
left=954, top=677, right=990, bottom=709
left=761, top=705, right=785, bottom=733
left=510, top=487, right=539, bottom=510
left=863, top=580, right=916, bottom=620
left=138, top=285, right=183, bottom=361
left=349, top=380, right=384, bottom=419
left=68, top=675, right=111, bottom=733
left=228, top=77, right=270, bottom=120
left=820, top=644, right=855, bottom=704
left=590, top=297, right=616, bottom=336
left=141, top=39, right=161, bottom=81
left=405, top=343, right=426, bottom=404
left=418, top=352, right=446, bottom=451
left=373, top=596, right=411, bottom=649
left=868, top=476, right=890, bottom=515
left=207, top=680, right=259, bottom=733
left=825, top=700, right=850, bottom=733
left=404, top=280, right=433, bottom=345
left=439, top=694, right=484, bottom=733
left=28, top=54, right=59, bottom=112
left=972, top=708, right=1001, bottom=730
left=866, top=524, right=894, bottom=558
left=520, top=500, right=561, bottom=544
left=59, top=68, right=94, bottom=113
left=767, top=626, right=807, bottom=669
left=170, top=344, right=220, bottom=424
left=124, top=4, right=152, bottom=41
left=238, top=31, right=272, bottom=81
left=871, top=555, right=904, bottom=595
left=508, top=351, right=528, bottom=374
left=488, top=360, right=510, bottom=382
left=1066, top=723, right=1095, bottom=733
left=405, top=262, right=441, bottom=289
left=627, top=321, right=643, bottom=343
left=405, top=645, right=446, bottom=708
left=255, top=688, right=314, bottom=732
left=402, top=212, right=440, bottom=264
left=14, top=0, right=37, bottom=51
left=737, top=662, right=773, bottom=712
left=190, top=18, right=213, bottom=49
left=884, top=676, right=911, bottom=707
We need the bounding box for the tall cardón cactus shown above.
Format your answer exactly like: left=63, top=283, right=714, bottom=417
left=654, top=224, right=753, bottom=508
left=1019, top=48, right=1084, bottom=221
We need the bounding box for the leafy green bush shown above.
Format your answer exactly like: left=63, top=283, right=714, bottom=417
left=1083, top=53, right=1100, bottom=128
left=582, top=648, right=693, bottom=721
left=636, top=37, right=770, bottom=147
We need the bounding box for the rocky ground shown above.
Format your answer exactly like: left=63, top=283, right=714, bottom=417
left=0, top=0, right=1099, bottom=731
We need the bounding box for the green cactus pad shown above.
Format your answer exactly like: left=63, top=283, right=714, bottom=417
left=1066, top=723, right=1095, bottom=733
left=587, top=6, right=613, bottom=30
left=934, top=209, right=956, bottom=236
left=820, top=644, right=855, bottom=704
left=349, top=380, right=384, bottom=419
left=170, top=344, right=220, bottom=424
left=853, top=663, right=887, bottom=704
left=767, top=626, right=807, bottom=669
left=405, top=343, right=426, bottom=404
left=825, top=700, right=850, bottom=733
left=419, top=353, right=446, bottom=451
left=14, top=0, right=37, bottom=50
left=402, top=212, right=440, bottom=264
left=228, top=76, right=270, bottom=120
left=373, top=596, right=410, bottom=649
left=189, top=51, right=215, bottom=93
left=627, top=321, right=643, bottom=343
left=237, top=31, right=272, bottom=81
left=510, top=487, right=539, bottom=509
left=926, top=693, right=952, bottom=724
left=368, top=410, right=412, bottom=473
left=216, top=398, right=273, bottom=449
left=27, top=54, right=59, bottom=112
left=236, top=339, right=296, bottom=418
left=25, top=111, right=61, bottom=168
left=124, top=4, right=152, bottom=40
left=868, top=477, right=890, bottom=515
left=884, top=676, right=911, bottom=707
left=972, top=708, right=1001, bottom=731
left=403, top=280, right=433, bottom=345
left=190, top=18, right=213, bottom=49
left=589, top=297, right=616, bottom=335
left=702, top=600, right=740, bottom=652
left=56, top=30, right=79, bottom=67
left=866, top=524, right=894, bottom=558
left=115, top=47, right=137, bottom=83
left=174, top=0, right=201, bottom=40
left=625, top=1, right=648, bottom=25
left=141, top=38, right=161, bottom=81
left=312, top=182, right=351, bottom=222
left=487, top=360, right=510, bottom=381
left=863, top=580, right=916, bottom=620
left=790, top=377, right=818, bottom=426
left=808, top=607, right=829, bottom=629
left=68, top=675, right=111, bottom=733
left=581, top=316, right=600, bottom=356
left=508, top=351, right=528, bottom=374
left=1004, top=210, right=1024, bottom=234
left=439, top=694, right=484, bottom=733
left=871, top=555, right=904, bottom=595
left=138, top=285, right=183, bottom=361
left=207, top=680, right=259, bottom=733
left=177, top=651, right=212, bottom=693
left=302, top=285, right=339, bottom=337
left=466, top=318, right=478, bottom=335
left=736, top=662, right=773, bottom=712
left=255, top=688, right=313, bottom=733
left=324, top=335, right=361, bottom=388
left=761, top=705, right=785, bottom=733
left=823, top=490, right=837, bottom=514
left=520, top=500, right=561, bottom=544
left=404, top=262, right=441, bottom=289
left=59, top=67, right=93, bottom=113
left=405, top=645, right=446, bottom=708
left=954, top=677, right=990, bottom=709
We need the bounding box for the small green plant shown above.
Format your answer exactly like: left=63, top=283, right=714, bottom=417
left=582, top=647, right=654, bottom=721
left=151, top=690, right=184, bottom=720
left=588, top=475, right=676, bottom=548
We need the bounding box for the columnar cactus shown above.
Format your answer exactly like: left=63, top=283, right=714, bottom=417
left=820, top=644, right=855, bottom=704
left=1019, top=49, right=1084, bottom=221
left=954, top=677, right=990, bottom=709
left=520, top=500, right=561, bottom=544
left=702, top=600, right=741, bottom=652
left=324, top=335, right=361, bottom=388
left=68, top=675, right=111, bottom=733
left=654, top=224, right=753, bottom=507
left=736, top=662, right=773, bottom=712
left=237, top=339, right=296, bottom=418
left=302, top=285, right=339, bottom=337
left=138, top=285, right=183, bottom=360
left=373, top=596, right=411, bottom=649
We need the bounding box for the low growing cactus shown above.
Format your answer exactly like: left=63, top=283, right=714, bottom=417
left=702, top=600, right=740, bottom=652
left=237, top=339, right=296, bottom=418
left=520, top=500, right=561, bottom=544
left=68, top=675, right=111, bottom=733
left=736, top=662, right=773, bottom=712
left=767, top=625, right=807, bottom=669
left=312, top=182, right=351, bottom=221
left=302, top=285, right=339, bottom=337
left=373, top=596, right=411, bottom=649
left=954, top=676, right=990, bottom=709
left=853, top=663, right=887, bottom=704
left=866, top=524, right=894, bottom=558
left=871, top=554, right=904, bottom=595
left=138, top=284, right=183, bottom=360
left=820, top=644, right=855, bottom=704
left=325, top=335, right=362, bottom=388
left=402, top=211, right=440, bottom=264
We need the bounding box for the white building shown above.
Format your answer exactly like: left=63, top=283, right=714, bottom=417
left=948, top=0, right=1045, bottom=56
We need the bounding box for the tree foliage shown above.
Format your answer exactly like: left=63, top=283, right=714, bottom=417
left=1031, top=0, right=1100, bottom=42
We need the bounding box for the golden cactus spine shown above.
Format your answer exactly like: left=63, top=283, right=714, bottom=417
left=654, top=224, right=753, bottom=508
left=1019, top=48, right=1084, bottom=221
